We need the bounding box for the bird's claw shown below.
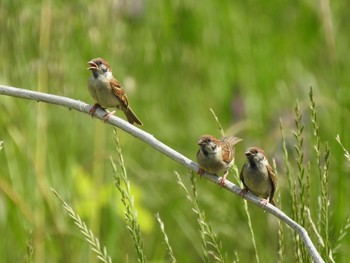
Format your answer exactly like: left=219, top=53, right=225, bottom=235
left=197, top=168, right=205, bottom=177
left=239, top=188, right=249, bottom=197
left=260, top=198, right=269, bottom=206
left=219, top=177, right=226, bottom=188
left=219, top=171, right=228, bottom=188
left=89, top=103, right=101, bottom=117
left=102, top=110, right=116, bottom=122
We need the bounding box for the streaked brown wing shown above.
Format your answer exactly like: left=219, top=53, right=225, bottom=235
left=266, top=164, right=277, bottom=200
left=222, top=136, right=243, bottom=147
left=221, top=141, right=234, bottom=165
left=221, top=136, right=242, bottom=165
left=110, top=78, right=129, bottom=109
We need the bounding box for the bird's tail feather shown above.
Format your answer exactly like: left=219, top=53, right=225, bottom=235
left=124, top=107, right=143, bottom=126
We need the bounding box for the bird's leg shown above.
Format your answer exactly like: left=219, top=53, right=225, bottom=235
left=260, top=198, right=269, bottom=206
left=260, top=196, right=276, bottom=207
left=102, top=106, right=121, bottom=122
left=102, top=110, right=116, bottom=122
left=89, top=103, right=102, bottom=117
left=219, top=171, right=228, bottom=187
left=239, top=187, right=249, bottom=197
left=197, top=168, right=205, bottom=177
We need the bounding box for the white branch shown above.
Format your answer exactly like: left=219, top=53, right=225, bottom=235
left=0, top=84, right=324, bottom=263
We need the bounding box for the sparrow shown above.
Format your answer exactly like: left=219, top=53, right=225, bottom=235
left=196, top=135, right=243, bottom=186
left=240, top=147, right=277, bottom=206
left=87, top=57, right=143, bottom=125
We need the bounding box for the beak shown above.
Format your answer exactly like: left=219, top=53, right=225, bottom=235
left=245, top=151, right=252, bottom=157
left=198, top=140, right=205, bottom=146
left=87, top=61, right=97, bottom=70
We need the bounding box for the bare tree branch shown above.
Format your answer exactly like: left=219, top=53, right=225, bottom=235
left=0, top=84, right=325, bottom=263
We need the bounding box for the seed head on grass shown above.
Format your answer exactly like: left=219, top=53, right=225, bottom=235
left=155, top=213, right=177, bottom=263
left=335, top=135, right=350, bottom=162
left=309, top=87, right=331, bottom=261
left=293, top=101, right=308, bottom=261
left=333, top=216, right=350, bottom=258
left=112, top=129, right=146, bottom=263
left=176, top=171, right=225, bottom=263
left=51, top=188, right=112, bottom=263
left=24, top=231, right=34, bottom=263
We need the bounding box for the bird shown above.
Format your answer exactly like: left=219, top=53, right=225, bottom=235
left=196, top=135, right=242, bottom=186
left=240, top=147, right=277, bottom=206
left=87, top=57, right=143, bottom=125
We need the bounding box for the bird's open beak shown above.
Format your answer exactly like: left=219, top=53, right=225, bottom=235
left=87, top=61, right=97, bottom=70
left=198, top=140, right=205, bottom=146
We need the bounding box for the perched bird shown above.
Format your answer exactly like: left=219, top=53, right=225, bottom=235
left=196, top=135, right=242, bottom=186
left=87, top=58, right=143, bottom=125
left=240, top=147, right=277, bottom=206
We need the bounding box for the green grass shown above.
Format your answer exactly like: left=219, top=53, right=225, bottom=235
left=1, top=0, right=350, bottom=262
left=51, top=188, right=112, bottom=263
left=111, top=129, right=146, bottom=263
left=177, top=171, right=225, bottom=263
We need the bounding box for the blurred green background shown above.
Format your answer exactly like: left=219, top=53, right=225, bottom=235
left=1, top=0, right=350, bottom=262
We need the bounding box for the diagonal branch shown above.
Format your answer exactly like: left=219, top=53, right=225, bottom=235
left=0, top=84, right=325, bottom=263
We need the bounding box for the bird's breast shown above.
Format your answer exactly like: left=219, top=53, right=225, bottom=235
left=242, top=165, right=272, bottom=198
left=196, top=150, right=228, bottom=174
left=88, top=77, right=120, bottom=107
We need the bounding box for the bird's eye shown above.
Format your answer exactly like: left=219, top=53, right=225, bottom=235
left=253, top=149, right=258, bottom=154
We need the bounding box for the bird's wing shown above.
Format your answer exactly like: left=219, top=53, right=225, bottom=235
left=221, top=141, right=234, bottom=164
left=266, top=164, right=277, bottom=201
left=222, top=136, right=243, bottom=147
left=110, top=78, right=129, bottom=109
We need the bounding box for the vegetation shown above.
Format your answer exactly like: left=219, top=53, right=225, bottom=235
left=1, top=0, right=350, bottom=262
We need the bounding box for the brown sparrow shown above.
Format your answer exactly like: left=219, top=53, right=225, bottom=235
left=87, top=58, right=143, bottom=125
left=240, top=147, right=277, bottom=206
left=196, top=135, right=242, bottom=186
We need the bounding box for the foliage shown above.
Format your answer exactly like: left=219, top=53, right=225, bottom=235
left=51, top=188, right=112, bottom=263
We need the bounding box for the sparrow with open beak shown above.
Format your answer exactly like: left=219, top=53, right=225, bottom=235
left=240, top=147, right=277, bottom=206
left=87, top=58, right=143, bottom=125
left=196, top=135, right=242, bottom=186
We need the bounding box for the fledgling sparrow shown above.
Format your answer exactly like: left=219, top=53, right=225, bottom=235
left=87, top=58, right=143, bottom=125
left=196, top=135, right=242, bottom=186
left=240, top=147, right=277, bottom=206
